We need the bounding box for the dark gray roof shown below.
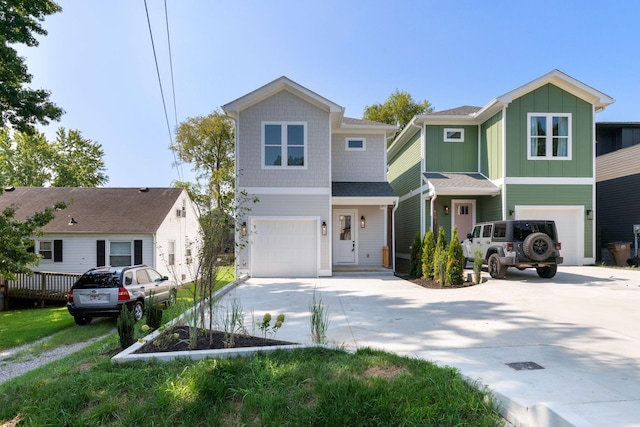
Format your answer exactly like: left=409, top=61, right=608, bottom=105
left=423, top=173, right=500, bottom=195
left=342, top=117, right=397, bottom=128
left=0, top=187, right=186, bottom=234
left=429, top=105, right=482, bottom=116
left=332, top=182, right=397, bottom=198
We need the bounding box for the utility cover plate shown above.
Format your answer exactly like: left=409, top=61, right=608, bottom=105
left=506, top=361, right=544, bottom=371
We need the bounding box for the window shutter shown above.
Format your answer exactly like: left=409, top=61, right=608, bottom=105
left=134, top=240, right=143, bottom=265
left=97, top=240, right=106, bottom=266
left=53, top=240, right=63, bottom=262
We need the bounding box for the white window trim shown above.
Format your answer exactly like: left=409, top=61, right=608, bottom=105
left=109, top=241, right=133, bottom=266
left=444, top=128, right=464, bottom=142
left=262, top=121, right=308, bottom=169
left=527, top=113, right=572, bottom=160
left=38, top=240, right=53, bottom=261
left=345, top=137, right=366, bottom=151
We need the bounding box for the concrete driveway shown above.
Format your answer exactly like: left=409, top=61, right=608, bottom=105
left=221, top=266, right=640, bottom=427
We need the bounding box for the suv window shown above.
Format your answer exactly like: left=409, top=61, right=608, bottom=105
left=74, top=270, right=121, bottom=288
left=147, top=268, right=162, bottom=282
left=482, top=225, right=492, bottom=238
left=135, top=269, right=151, bottom=284
left=512, top=221, right=556, bottom=241
left=471, top=226, right=481, bottom=238
left=493, top=223, right=506, bottom=238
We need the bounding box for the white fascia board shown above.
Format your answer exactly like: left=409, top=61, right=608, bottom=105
left=241, top=187, right=331, bottom=195
left=331, top=196, right=398, bottom=206
left=504, top=177, right=595, bottom=185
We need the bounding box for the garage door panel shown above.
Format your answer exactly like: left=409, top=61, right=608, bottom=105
left=517, top=208, right=581, bottom=265
left=252, top=220, right=317, bottom=277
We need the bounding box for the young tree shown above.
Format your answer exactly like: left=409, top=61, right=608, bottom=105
left=171, top=111, right=235, bottom=214
left=0, top=0, right=64, bottom=134
left=421, top=229, right=435, bottom=279
left=445, top=227, right=465, bottom=286
left=363, top=90, right=433, bottom=143
left=432, top=226, right=447, bottom=283
left=409, top=232, right=423, bottom=277
left=51, top=128, right=108, bottom=187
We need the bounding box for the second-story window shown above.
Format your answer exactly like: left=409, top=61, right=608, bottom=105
left=527, top=113, right=572, bottom=160
left=345, top=138, right=366, bottom=151
left=263, top=122, right=306, bottom=168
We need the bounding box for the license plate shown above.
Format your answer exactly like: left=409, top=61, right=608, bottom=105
left=90, top=294, right=103, bottom=301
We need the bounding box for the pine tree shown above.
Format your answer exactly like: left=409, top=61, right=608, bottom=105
left=445, top=227, right=465, bottom=286
left=409, top=232, right=423, bottom=277
left=432, top=227, right=447, bottom=283
left=421, top=230, right=435, bottom=279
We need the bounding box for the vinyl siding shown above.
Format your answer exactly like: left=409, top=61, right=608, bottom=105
left=480, top=111, right=503, bottom=180
left=332, top=134, right=386, bottom=181
left=395, top=194, right=421, bottom=256
left=237, top=91, right=331, bottom=188
left=505, top=84, right=593, bottom=178
left=388, top=130, right=422, bottom=196
left=596, top=143, right=640, bottom=182
left=596, top=174, right=640, bottom=250
left=336, top=204, right=387, bottom=266
left=475, top=195, right=503, bottom=223
left=425, top=124, right=478, bottom=172
left=506, top=184, right=593, bottom=257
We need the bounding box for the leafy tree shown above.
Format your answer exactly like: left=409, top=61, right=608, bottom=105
left=409, top=232, right=423, bottom=277
left=171, top=111, right=235, bottom=214
left=363, top=89, right=433, bottom=142
left=51, top=128, right=108, bottom=187
left=0, top=128, right=108, bottom=187
left=0, top=0, right=64, bottom=134
left=421, top=229, right=435, bottom=279
left=445, top=227, right=465, bottom=286
left=0, top=199, right=66, bottom=280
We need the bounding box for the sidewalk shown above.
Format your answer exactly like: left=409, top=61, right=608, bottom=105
left=220, top=267, right=640, bottom=427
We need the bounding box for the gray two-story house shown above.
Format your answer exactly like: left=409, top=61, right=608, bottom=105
left=223, top=77, right=398, bottom=277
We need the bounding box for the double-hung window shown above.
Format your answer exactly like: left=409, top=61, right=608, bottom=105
left=527, top=113, right=572, bottom=160
left=263, top=122, right=306, bottom=168
left=110, top=241, right=132, bottom=266
left=39, top=241, right=53, bottom=260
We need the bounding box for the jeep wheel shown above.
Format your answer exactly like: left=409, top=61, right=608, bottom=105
left=523, top=232, right=554, bottom=261
left=536, top=265, right=557, bottom=278
left=488, top=253, right=507, bottom=279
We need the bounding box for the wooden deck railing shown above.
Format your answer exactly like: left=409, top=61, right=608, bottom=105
left=0, top=271, right=81, bottom=308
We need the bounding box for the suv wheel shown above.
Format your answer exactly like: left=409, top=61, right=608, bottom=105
left=488, top=253, right=507, bottom=279
left=523, top=232, right=554, bottom=261
left=133, top=301, right=144, bottom=321
left=536, top=265, right=557, bottom=278
left=74, top=316, right=92, bottom=326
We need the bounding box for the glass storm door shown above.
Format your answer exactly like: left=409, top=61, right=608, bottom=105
left=334, top=210, right=356, bottom=263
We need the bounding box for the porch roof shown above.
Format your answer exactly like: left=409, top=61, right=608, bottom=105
left=331, top=181, right=398, bottom=205
left=423, top=172, right=501, bottom=196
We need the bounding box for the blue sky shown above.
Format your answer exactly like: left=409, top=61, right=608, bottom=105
left=18, top=0, right=639, bottom=187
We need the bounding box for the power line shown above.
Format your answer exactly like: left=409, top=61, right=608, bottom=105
left=164, top=0, right=178, bottom=129
left=143, top=0, right=183, bottom=183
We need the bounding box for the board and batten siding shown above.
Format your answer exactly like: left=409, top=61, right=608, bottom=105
left=506, top=184, right=593, bottom=258
left=33, top=234, right=154, bottom=274
left=480, top=111, right=503, bottom=180
left=388, top=130, right=422, bottom=197
left=425, top=124, right=478, bottom=172
left=332, top=133, right=386, bottom=182
left=505, top=84, right=594, bottom=178
left=237, top=91, right=331, bottom=189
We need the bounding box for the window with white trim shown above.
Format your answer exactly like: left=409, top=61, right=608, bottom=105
left=527, top=113, right=572, bottom=160
left=444, top=128, right=464, bottom=142
left=263, top=122, right=306, bottom=168
left=345, top=138, right=366, bottom=151
left=39, top=241, right=53, bottom=260
left=168, top=241, right=175, bottom=266
left=110, top=241, right=132, bottom=266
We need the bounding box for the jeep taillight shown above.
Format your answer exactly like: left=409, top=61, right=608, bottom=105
left=118, top=287, right=131, bottom=301
left=506, top=242, right=514, bottom=252
left=67, top=289, right=73, bottom=303
left=556, top=242, right=562, bottom=250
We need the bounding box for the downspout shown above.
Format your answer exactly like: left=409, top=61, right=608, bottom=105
left=430, top=191, right=437, bottom=232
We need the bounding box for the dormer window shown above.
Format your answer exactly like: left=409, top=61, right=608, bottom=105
left=263, top=122, right=307, bottom=168
left=346, top=138, right=366, bottom=151
left=444, top=128, right=464, bottom=142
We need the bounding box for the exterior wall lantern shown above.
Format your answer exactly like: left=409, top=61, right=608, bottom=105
left=321, top=221, right=327, bottom=236
left=360, top=216, right=366, bottom=228
left=241, top=221, right=247, bottom=234
left=444, top=205, right=450, bottom=215
left=586, top=210, right=593, bottom=220
left=509, top=209, right=515, bottom=218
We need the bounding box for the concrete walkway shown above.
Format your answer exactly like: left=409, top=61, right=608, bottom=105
left=220, top=266, right=640, bottom=427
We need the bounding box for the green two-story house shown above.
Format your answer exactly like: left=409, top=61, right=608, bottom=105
left=388, top=70, right=614, bottom=266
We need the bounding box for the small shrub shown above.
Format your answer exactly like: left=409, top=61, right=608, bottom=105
left=474, top=247, right=483, bottom=284
left=117, top=305, right=136, bottom=349
left=146, top=303, right=163, bottom=331
left=432, top=226, right=447, bottom=282
left=421, top=230, right=435, bottom=279
left=310, top=291, right=329, bottom=344
left=409, top=233, right=423, bottom=277
left=445, top=227, right=465, bottom=286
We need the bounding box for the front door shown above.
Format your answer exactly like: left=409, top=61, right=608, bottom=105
left=334, top=210, right=356, bottom=263
left=453, top=200, right=474, bottom=241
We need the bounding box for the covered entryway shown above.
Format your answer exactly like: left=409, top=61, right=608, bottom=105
left=515, top=206, right=582, bottom=266
left=251, top=218, right=318, bottom=277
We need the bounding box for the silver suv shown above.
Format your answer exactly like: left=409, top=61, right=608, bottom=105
left=462, top=220, right=563, bottom=279
left=67, top=265, right=177, bottom=325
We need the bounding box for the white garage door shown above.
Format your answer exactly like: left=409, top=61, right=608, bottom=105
left=516, top=207, right=583, bottom=266
left=251, top=219, right=318, bottom=277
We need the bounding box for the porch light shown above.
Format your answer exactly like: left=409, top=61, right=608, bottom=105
left=586, top=209, right=593, bottom=220
left=241, top=221, right=247, bottom=234
left=321, top=221, right=327, bottom=236
left=444, top=205, right=450, bottom=215
left=509, top=209, right=515, bottom=218
left=360, top=216, right=366, bottom=228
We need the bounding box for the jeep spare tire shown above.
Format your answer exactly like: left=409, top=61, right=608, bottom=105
left=523, top=232, right=554, bottom=261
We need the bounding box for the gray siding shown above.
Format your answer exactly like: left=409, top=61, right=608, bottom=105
left=332, top=134, right=386, bottom=181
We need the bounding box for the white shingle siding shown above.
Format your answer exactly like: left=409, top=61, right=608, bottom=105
left=332, top=134, right=386, bottom=182
left=238, top=91, right=331, bottom=188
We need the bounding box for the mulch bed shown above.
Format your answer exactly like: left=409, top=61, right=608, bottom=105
left=134, top=325, right=295, bottom=354
left=404, top=275, right=480, bottom=289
